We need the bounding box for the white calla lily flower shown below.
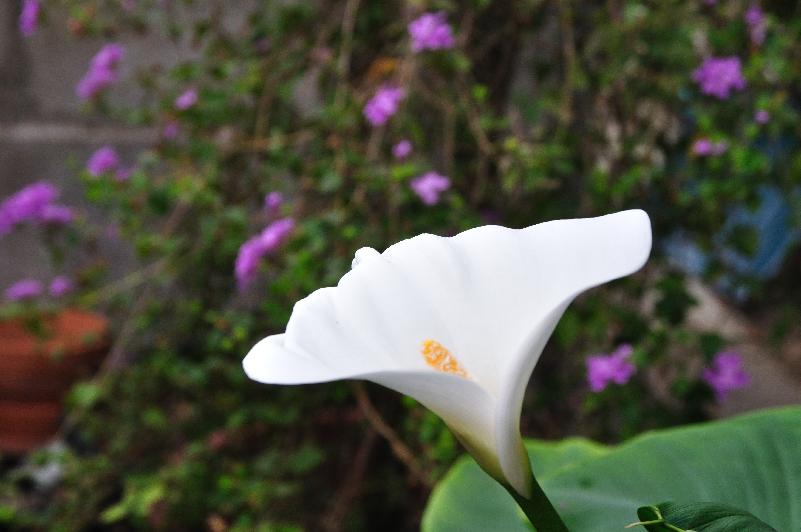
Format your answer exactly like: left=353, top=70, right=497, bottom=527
left=244, top=210, right=651, bottom=497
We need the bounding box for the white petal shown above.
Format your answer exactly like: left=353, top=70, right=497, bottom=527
left=243, top=209, right=651, bottom=497
left=244, top=334, right=346, bottom=384
left=244, top=335, right=497, bottom=471
left=493, top=209, right=652, bottom=495
left=368, top=371, right=496, bottom=473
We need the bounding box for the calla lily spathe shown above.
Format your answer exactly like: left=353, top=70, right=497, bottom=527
left=243, top=210, right=652, bottom=496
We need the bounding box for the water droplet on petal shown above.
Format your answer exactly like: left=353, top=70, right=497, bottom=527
left=352, top=247, right=380, bottom=269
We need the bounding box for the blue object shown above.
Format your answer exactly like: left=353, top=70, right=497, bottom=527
left=665, top=186, right=799, bottom=299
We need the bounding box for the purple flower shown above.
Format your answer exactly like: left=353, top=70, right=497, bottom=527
left=363, top=85, right=405, bottom=127
left=692, top=138, right=714, bottom=156
left=702, top=351, right=750, bottom=402
left=754, top=109, right=770, bottom=124
left=19, top=0, right=41, bottom=37
left=76, top=43, right=125, bottom=100
left=235, top=237, right=267, bottom=290
left=392, top=139, right=413, bottom=159
left=86, top=146, right=120, bottom=176
left=235, top=217, right=295, bottom=290
left=745, top=4, right=766, bottom=45
left=174, top=87, right=198, bottom=110
left=115, top=166, right=134, bottom=182
left=49, top=276, right=74, bottom=298
left=259, top=217, right=295, bottom=252
left=586, top=344, right=637, bottom=392
left=0, top=181, right=60, bottom=235
left=105, top=224, right=121, bottom=240
left=76, top=67, right=118, bottom=100
left=692, top=56, right=746, bottom=99
left=5, top=279, right=44, bottom=302
left=692, top=138, right=728, bottom=156
left=264, top=191, right=283, bottom=213
left=408, top=12, right=455, bottom=52
left=39, top=204, right=74, bottom=225
left=91, top=43, right=125, bottom=70
left=410, top=171, right=450, bottom=206
left=162, top=121, right=180, bottom=140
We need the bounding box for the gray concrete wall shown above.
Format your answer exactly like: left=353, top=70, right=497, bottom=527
left=0, top=2, right=164, bottom=287
left=0, top=1, right=260, bottom=288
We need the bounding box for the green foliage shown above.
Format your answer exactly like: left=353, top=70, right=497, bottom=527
left=423, top=407, right=801, bottom=531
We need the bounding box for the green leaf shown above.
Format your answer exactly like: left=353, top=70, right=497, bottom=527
left=68, top=382, right=103, bottom=409
left=632, top=502, right=777, bottom=532
left=423, top=407, right=800, bottom=532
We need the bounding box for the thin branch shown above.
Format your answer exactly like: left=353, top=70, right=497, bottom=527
left=320, top=430, right=377, bottom=532
left=252, top=59, right=277, bottom=141
left=557, top=0, right=577, bottom=125
left=100, top=201, right=190, bottom=372
left=334, top=0, right=362, bottom=109
left=58, top=202, right=191, bottom=436
left=350, top=382, right=433, bottom=487
left=81, top=258, right=167, bottom=305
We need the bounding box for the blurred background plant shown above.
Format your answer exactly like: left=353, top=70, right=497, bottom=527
left=0, top=181, right=80, bottom=328
left=1, top=0, right=800, bottom=530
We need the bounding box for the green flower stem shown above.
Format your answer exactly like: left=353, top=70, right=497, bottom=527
left=505, top=474, right=569, bottom=532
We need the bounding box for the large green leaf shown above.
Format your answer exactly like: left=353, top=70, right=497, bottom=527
left=422, top=407, right=801, bottom=532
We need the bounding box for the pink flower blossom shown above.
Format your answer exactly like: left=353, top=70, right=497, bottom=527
left=754, top=110, right=770, bottom=124
left=264, top=191, right=283, bottom=213
left=76, top=67, right=117, bottom=100
left=363, top=85, right=405, bottom=127
left=745, top=4, right=766, bottom=45
left=49, top=276, right=74, bottom=298
left=410, top=171, right=450, bottom=206
left=586, top=344, right=636, bottom=392
left=162, top=121, right=180, bottom=140
left=692, top=56, right=746, bottom=100
left=702, top=351, right=750, bottom=402
left=235, top=218, right=295, bottom=290
left=115, top=167, right=134, bottom=182
left=92, top=43, right=125, bottom=70
left=39, top=204, right=74, bottom=225
left=392, top=139, right=413, bottom=159
left=86, top=146, right=120, bottom=176
left=5, top=279, right=43, bottom=302
left=105, top=224, right=121, bottom=240
left=692, top=138, right=728, bottom=156
left=408, top=12, right=455, bottom=52
left=76, top=43, right=125, bottom=100
left=174, top=87, right=198, bottom=110
left=0, top=181, right=61, bottom=235
left=19, top=0, right=41, bottom=37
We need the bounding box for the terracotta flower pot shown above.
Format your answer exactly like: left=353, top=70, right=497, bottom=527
left=0, top=309, right=109, bottom=454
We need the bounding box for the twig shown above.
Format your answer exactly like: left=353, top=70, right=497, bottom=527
left=58, top=203, right=191, bottom=436
left=100, top=201, right=190, bottom=372
left=319, top=430, right=377, bottom=532
left=557, top=0, right=577, bottom=125
left=350, top=382, right=433, bottom=487
left=334, top=0, right=362, bottom=109
left=252, top=59, right=277, bottom=142
left=81, top=258, right=167, bottom=305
